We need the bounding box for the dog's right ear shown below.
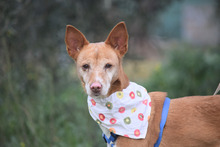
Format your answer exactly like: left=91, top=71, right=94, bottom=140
left=65, top=25, right=89, bottom=60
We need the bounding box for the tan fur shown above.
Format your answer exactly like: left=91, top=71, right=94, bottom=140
left=65, top=22, right=220, bottom=146
left=116, top=93, right=220, bottom=147
left=161, top=95, right=220, bottom=147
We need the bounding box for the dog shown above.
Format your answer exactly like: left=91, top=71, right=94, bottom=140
left=65, top=22, right=220, bottom=147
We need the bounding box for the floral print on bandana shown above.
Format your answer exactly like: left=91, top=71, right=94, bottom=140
left=88, top=82, right=151, bottom=139
left=129, top=91, right=135, bottom=99
left=106, top=102, right=113, bottom=110
left=116, top=91, right=124, bottom=99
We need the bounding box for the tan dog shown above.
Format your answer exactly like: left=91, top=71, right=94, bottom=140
left=65, top=22, right=220, bottom=147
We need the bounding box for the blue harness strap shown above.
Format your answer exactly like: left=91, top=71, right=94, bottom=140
left=102, top=132, right=118, bottom=147
left=154, top=97, right=171, bottom=147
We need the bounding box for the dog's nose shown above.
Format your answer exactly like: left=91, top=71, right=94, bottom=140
left=90, top=82, right=102, bottom=93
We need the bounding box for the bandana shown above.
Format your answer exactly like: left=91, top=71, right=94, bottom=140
left=87, top=82, right=151, bottom=139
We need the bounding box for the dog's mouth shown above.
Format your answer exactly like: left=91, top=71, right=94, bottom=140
left=89, top=89, right=110, bottom=98
left=92, top=88, right=101, bottom=94
left=89, top=92, right=106, bottom=99
left=93, top=91, right=101, bottom=97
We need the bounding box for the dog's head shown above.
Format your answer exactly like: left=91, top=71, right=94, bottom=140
left=65, top=22, right=129, bottom=98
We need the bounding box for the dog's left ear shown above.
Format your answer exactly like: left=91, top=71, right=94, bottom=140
left=105, top=22, right=128, bottom=57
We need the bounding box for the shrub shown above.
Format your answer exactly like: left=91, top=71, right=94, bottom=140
left=143, top=45, right=220, bottom=98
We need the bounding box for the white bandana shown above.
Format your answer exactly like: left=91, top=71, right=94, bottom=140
left=88, top=82, right=151, bottom=139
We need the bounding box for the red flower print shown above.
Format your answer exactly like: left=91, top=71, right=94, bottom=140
left=110, top=118, right=117, bottom=124
left=134, top=129, right=140, bottom=137
left=138, top=113, right=144, bottom=121
left=124, top=134, right=129, bottom=138
left=142, top=99, right=148, bottom=105
left=90, top=99, right=96, bottom=106
left=149, top=101, right=151, bottom=107
left=99, top=113, right=105, bottom=121
left=129, top=91, right=135, bottom=99
left=119, top=107, right=125, bottom=113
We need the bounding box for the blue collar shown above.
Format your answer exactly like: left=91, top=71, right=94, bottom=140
left=154, top=97, right=171, bottom=147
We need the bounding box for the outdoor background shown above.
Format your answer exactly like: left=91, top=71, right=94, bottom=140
left=1, top=0, right=220, bottom=147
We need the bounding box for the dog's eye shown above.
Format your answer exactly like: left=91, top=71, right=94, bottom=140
left=105, top=63, right=112, bottom=69
left=82, top=64, right=90, bottom=70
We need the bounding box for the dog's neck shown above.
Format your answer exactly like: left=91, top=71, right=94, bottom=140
left=107, top=61, right=129, bottom=96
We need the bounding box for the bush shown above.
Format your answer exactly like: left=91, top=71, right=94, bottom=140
left=143, top=45, right=220, bottom=98
left=0, top=65, right=104, bottom=147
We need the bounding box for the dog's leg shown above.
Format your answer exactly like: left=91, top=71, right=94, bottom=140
left=99, top=125, right=113, bottom=147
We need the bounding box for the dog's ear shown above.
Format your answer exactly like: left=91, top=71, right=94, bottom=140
left=65, top=25, right=89, bottom=60
left=105, top=22, right=128, bottom=57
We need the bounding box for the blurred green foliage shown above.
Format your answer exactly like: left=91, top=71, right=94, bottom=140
left=0, top=77, right=104, bottom=147
left=143, top=45, right=220, bottom=98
